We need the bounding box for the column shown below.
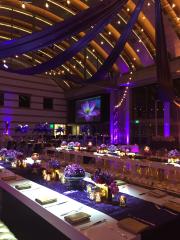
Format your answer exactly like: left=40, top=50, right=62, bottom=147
left=164, top=101, right=170, bottom=137
left=110, top=89, right=131, bottom=145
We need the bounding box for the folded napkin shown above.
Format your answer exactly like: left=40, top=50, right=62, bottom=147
left=1, top=175, right=16, bottom=181
left=163, top=201, right=180, bottom=213
left=0, top=232, right=17, bottom=240
left=64, top=212, right=91, bottom=224
left=15, top=183, right=31, bottom=190
left=118, top=217, right=149, bottom=234
left=35, top=196, right=57, bottom=205
left=115, top=180, right=126, bottom=186
left=0, top=225, right=9, bottom=233
left=148, top=189, right=167, bottom=198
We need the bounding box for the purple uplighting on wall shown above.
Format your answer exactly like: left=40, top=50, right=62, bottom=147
left=164, top=101, right=170, bottom=137
left=125, top=92, right=130, bottom=144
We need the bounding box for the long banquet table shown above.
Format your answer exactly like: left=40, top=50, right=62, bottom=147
left=0, top=164, right=180, bottom=240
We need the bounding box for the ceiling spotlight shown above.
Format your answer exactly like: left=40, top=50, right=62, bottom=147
left=117, top=20, right=121, bottom=25
left=3, top=59, right=6, bottom=63
left=172, top=3, right=176, bottom=8
left=45, top=2, right=49, bottom=8
left=100, top=41, right=104, bottom=45
left=67, top=0, right=71, bottom=5
left=15, top=55, right=19, bottom=58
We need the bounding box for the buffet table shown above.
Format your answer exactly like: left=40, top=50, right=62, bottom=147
left=0, top=165, right=180, bottom=240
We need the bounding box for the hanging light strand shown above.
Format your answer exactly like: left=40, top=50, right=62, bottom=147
left=115, top=70, right=134, bottom=108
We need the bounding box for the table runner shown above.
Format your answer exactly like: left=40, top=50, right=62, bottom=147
left=3, top=165, right=179, bottom=228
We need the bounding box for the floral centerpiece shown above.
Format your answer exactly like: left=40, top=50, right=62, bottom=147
left=60, top=141, right=67, bottom=149
left=0, top=148, right=23, bottom=162
left=107, top=145, right=117, bottom=155
left=168, top=149, right=180, bottom=164
left=97, top=144, right=107, bottom=154
left=67, top=142, right=75, bottom=150
left=64, top=163, right=85, bottom=178
left=93, top=168, right=119, bottom=202
left=64, top=163, right=85, bottom=189
left=74, top=142, right=81, bottom=151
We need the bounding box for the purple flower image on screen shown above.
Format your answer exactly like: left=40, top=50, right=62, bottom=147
left=78, top=100, right=100, bottom=121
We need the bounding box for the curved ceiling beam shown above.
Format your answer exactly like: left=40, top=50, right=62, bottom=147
left=161, top=0, right=180, bottom=37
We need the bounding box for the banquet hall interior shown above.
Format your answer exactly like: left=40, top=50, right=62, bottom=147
left=0, top=0, right=179, bottom=240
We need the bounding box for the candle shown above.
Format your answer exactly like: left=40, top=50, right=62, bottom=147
left=95, top=192, right=101, bottom=203
left=61, top=175, right=66, bottom=184
left=42, top=169, right=46, bottom=176
left=119, top=195, right=126, bottom=207
left=89, top=191, right=95, bottom=200
left=46, top=174, right=51, bottom=181
left=86, top=184, right=92, bottom=193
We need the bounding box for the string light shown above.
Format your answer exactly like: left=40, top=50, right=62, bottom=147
left=21, top=2, right=26, bottom=9
left=45, top=2, right=49, bottom=8
left=115, top=67, right=135, bottom=109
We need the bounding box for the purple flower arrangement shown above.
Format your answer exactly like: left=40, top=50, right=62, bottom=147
left=108, top=181, right=119, bottom=195
left=64, top=164, right=85, bottom=178
left=67, top=142, right=75, bottom=150
left=93, top=168, right=114, bottom=185
left=93, top=168, right=119, bottom=198
left=168, top=149, right=180, bottom=157
left=0, top=148, right=23, bottom=161
left=108, top=145, right=117, bottom=153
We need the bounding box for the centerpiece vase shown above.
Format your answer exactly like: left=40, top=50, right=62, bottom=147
left=65, top=176, right=84, bottom=190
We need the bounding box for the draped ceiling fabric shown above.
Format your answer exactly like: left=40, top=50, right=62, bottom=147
left=155, top=0, right=174, bottom=102
left=1, top=0, right=144, bottom=83
left=86, top=0, right=145, bottom=84
left=0, top=0, right=121, bottom=58
left=10, top=0, right=127, bottom=75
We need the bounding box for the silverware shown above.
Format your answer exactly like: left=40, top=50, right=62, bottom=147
left=80, top=219, right=107, bottom=231
left=154, top=204, right=177, bottom=216
left=139, top=192, right=149, bottom=195
left=131, top=216, right=155, bottom=227
left=44, top=201, right=68, bottom=208
left=60, top=206, right=83, bottom=216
